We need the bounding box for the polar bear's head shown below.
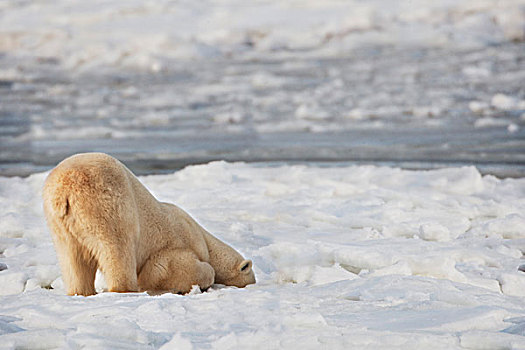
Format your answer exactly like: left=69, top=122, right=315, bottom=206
left=202, top=229, right=256, bottom=288
left=218, top=259, right=256, bottom=288
left=210, top=249, right=256, bottom=288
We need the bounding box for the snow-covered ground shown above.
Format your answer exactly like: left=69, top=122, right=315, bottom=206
left=1, top=0, right=524, bottom=70
left=1, top=162, right=525, bottom=349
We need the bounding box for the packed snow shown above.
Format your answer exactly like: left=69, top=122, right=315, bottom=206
left=1, top=162, right=525, bottom=349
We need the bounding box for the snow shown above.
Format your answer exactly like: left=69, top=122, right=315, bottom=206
left=0, top=0, right=524, bottom=71
left=1, top=162, right=525, bottom=349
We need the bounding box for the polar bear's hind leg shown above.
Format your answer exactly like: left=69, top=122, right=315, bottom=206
left=96, top=241, right=139, bottom=293
left=52, top=228, right=97, bottom=296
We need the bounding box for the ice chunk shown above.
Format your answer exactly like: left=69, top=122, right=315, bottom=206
left=160, top=334, right=193, bottom=350
left=491, top=93, right=519, bottom=110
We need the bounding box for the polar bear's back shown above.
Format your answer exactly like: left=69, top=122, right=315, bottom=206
left=43, top=153, right=143, bottom=246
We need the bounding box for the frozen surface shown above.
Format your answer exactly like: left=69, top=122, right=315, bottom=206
left=1, top=0, right=525, bottom=176
left=1, top=0, right=524, bottom=68
left=1, top=163, right=525, bottom=349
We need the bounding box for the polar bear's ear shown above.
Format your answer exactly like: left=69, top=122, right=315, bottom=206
left=238, top=260, right=252, bottom=274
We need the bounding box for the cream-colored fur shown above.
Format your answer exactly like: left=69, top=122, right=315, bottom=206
left=42, top=153, right=255, bottom=296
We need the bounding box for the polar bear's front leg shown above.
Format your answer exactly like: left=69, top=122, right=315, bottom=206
left=137, top=249, right=215, bottom=294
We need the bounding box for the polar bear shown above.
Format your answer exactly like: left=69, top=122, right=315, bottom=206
left=43, top=153, right=255, bottom=296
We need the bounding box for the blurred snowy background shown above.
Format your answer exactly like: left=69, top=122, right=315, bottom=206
left=1, top=0, right=524, bottom=176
